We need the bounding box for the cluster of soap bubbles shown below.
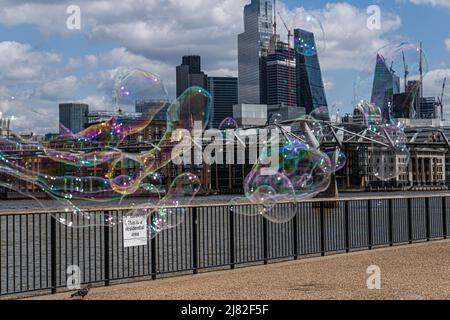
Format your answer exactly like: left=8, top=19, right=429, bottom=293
left=351, top=43, right=421, bottom=182
left=230, top=110, right=346, bottom=223
left=0, top=69, right=211, bottom=238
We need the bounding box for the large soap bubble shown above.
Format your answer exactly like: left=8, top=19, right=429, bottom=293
left=114, top=69, right=169, bottom=112
left=369, top=121, right=410, bottom=181
left=0, top=68, right=211, bottom=233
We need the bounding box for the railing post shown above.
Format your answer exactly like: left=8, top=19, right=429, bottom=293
left=425, top=197, right=430, bottom=241
left=229, top=209, right=235, bottom=269
left=344, top=201, right=350, bottom=253
left=192, top=207, right=198, bottom=274
left=50, top=215, right=57, bottom=294
left=293, top=204, right=298, bottom=260
left=151, top=231, right=157, bottom=280
left=320, top=202, right=325, bottom=257
left=408, top=198, right=413, bottom=244
left=388, top=199, right=393, bottom=246
left=367, top=200, right=372, bottom=250
left=263, top=216, right=268, bottom=264
left=443, top=197, right=448, bottom=240
left=104, top=219, right=110, bottom=286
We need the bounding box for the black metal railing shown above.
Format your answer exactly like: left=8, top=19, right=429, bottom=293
left=0, top=194, right=449, bottom=298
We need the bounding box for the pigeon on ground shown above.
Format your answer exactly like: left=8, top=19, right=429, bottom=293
left=70, top=284, right=92, bottom=299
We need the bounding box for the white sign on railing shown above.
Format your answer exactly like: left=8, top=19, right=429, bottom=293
left=123, top=215, right=148, bottom=248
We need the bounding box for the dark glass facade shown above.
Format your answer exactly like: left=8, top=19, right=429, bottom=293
left=294, top=29, right=329, bottom=120
left=59, top=103, right=89, bottom=134
left=266, top=42, right=297, bottom=106
left=371, top=53, right=400, bottom=120
left=176, top=55, right=208, bottom=97
left=207, top=77, right=238, bottom=128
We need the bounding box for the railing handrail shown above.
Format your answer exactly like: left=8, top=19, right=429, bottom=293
left=1, top=192, right=450, bottom=216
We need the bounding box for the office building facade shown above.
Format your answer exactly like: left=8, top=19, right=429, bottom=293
left=176, top=55, right=208, bottom=97
left=59, top=103, right=89, bottom=134
left=371, top=53, right=400, bottom=120
left=207, top=77, right=238, bottom=128
left=294, top=29, right=329, bottom=120
left=266, top=41, right=297, bottom=106
left=238, top=0, right=273, bottom=104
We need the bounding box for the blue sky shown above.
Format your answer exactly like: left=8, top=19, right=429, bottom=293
left=0, top=0, right=449, bottom=133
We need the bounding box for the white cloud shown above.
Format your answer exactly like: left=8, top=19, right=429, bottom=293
left=0, top=1, right=406, bottom=133
left=445, top=38, right=450, bottom=51
left=0, top=41, right=61, bottom=83
left=422, top=68, right=450, bottom=118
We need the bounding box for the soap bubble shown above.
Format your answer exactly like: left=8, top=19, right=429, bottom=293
left=114, top=69, right=169, bottom=112
left=147, top=173, right=201, bottom=238
left=369, top=121, right=410, bottom=181
left=353, top=101, right=382, bottom=128
left=0, top=70, right=210, bottom=230
left=219, top=117, right=238, bottom=130
left=327, top=149, right=347, bottom=172
left=270, top=113, right=283, bottom=124
left=233, top=137, right=332, bottom=223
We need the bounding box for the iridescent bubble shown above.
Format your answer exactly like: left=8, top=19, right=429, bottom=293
left=219, top=117, right=238, bottom=130
left=147, top=173, right=201, bottom=238
left=235, top=137, right=332, bottom=223
left=353, top=101, right=382, bottom=128
left=0, top=70, right=210, bottom=230
left=369, top=122, right=410, bottom=181
left=114, top=69, right=169, bottom=112
left=327, top=149, right=347, bottom=172
left=270, top=113, right=283, bottom=124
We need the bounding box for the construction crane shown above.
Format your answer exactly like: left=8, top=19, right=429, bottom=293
left=438, top=77, right=446, bottom=120
left=277, top=12, right=293, bottom=108
left=402, top=51, right=409, bottom=93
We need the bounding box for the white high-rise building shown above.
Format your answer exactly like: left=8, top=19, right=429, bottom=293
left=238, top=0, right=273, bottom=105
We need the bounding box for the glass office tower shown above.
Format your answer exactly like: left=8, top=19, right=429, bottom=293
left=294, top=29, right=329, bottom=120
left=371, top=53, right=400, bottom=120
left=238, top=0, right=273, bottom=104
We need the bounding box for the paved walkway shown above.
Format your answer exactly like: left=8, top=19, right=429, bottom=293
left=29, top=240, right=450, bottom=300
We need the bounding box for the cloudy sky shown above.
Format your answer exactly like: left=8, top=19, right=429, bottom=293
left=0, top=0, right=450, bottom=133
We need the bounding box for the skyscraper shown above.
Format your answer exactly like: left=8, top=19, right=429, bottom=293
left=371, top=53, right=400, bottom=120
left=59, top=103, right=89, bottom=134
left=238, top=0, right=273, bottom=104
left=176, top=55, right=208, bottom=97
left=207, top=77, right=238, bottom=128
left=294, top=29, right=329, bottom=120
left=266, top=41, right=297, bottom=106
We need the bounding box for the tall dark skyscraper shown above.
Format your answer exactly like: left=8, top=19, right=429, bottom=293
left=207, top=77, right=238, bottom=128
left=238, top=0, right=273, bottom=104
left=59, top=103, right=89, bottom=134
left=371, top=53, right=400, bottom=120
left=266, top=41, right=297, bottom=106
left=176, top=55, right=208, bottom=97
left=294, top=29, right=329, bottom=120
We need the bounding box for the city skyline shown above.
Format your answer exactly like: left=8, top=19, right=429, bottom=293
left=0, top=0, right=450, bottom=133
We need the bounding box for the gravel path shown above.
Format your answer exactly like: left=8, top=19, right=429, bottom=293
left=28, top=240, right=450, bottom=300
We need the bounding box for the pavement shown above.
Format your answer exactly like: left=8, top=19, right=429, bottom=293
left=26, top=240, right=450, bottom=300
